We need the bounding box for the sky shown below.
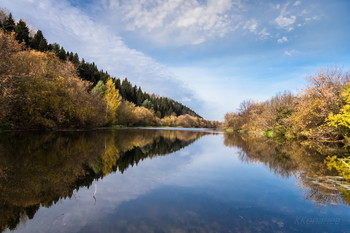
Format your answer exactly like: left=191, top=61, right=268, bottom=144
left=2, top=0, right=350, bottom=120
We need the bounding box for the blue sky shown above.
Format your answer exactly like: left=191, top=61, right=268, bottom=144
left=2, top=0, right=350, bottom=120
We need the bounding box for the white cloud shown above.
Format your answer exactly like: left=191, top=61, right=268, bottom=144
left=274, top=4, right=281, bottom=10
left=305, top=16, right=320, bottom=21
left=96, top=0, right=320, bottom=46
left=243, top=20, right=272, bottom=39
left=274, top=2, right=298, bottom=30
left=244, top=19, right=258, bottom=33
left=275, top=15, right=296, bottom=28
left=103, top=0, right=240, bottom=46
left=293, top=1, right=301, bottom=7
left=284, top=49, right=297, bottom=56
left=182, top=97, right=192, bottom=102
left=258, top=28, right=270, bottom=38
left=277, top=36, right=288, bottom=43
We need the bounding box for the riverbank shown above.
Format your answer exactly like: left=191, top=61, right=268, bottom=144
left=0, top=125, right=222, bottom=133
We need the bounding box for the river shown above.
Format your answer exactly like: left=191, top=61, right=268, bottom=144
left=1, top=129, right=350, bottom=232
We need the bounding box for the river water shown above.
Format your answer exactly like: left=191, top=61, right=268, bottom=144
left=1, top=129, right=350, bottom=233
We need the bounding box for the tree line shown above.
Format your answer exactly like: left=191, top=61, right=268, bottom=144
left=224, top=68, right=350, bottom=142
left=0, top=10, right=220, bottom=129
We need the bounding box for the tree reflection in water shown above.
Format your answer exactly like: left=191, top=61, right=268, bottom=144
left=0, top=129, right=211, bottom=232
left=223, top=133, right=350, bottom=206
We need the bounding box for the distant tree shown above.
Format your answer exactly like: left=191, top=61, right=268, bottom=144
left=72, top=53, right=79, bottom=65
left=30, top=30, right=48, bottom=51
left=58, top=47, right=67, bottom=60
left=141, top=99, right=151, bottom=108
left=132, top=106, right=158, bottom=126
left=49, top=43, right=60, bottom=55
left=0, top=9, right=8, bottom=29
left=3, top=13, right=15, bottom=32
left=327, top=82, right=350, bottom=130
left=116, top=101, right=137, bottom=126
left=0, top=30, right=23, bottom=123
left=103, top=78, right=122, bottom=124
left=176, top=114, right=197, bottom=128
left=136, top=87, right=144, bottom=106
left=14, top=19, right=30, bottom=45
left=92, top=80, right=106, bottom=97
left=38, top=38, right=48, bottom=51
left=121, top=78, right=135, bottom=102
left=289, top=69, right=347, bottom=138
left=114, top=78, right=121, bottom=90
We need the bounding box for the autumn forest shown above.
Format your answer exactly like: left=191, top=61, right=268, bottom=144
left=0, top=11, right=219, bottom=130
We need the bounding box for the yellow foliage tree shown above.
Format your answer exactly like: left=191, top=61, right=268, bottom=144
left=103, top=78, right=122, bottom=124
left=327, top=82, right=350, bottom=129
left=325, top=156, right=350, bottom=181
left=132, top=106, right=159, bottom=126
left=288, top=69, right=346, bottom=138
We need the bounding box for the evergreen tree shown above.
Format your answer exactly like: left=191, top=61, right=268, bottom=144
left=58, top=47, right=67, bottom=60
left=136, top=87, right=144, bottom=106
left=14, top=19, right=30, bottom=45
left=30, top=30, right=45, bottom=50
left=121, top=78, right=131, bottom=100
left=49, top=43, right=60, bottom=55
left=115, top=79, right=121, bottom=90
left=4, top=13, right=15, bottom=32
left=72, top=53, right=79, bottom=65
left=68, top=52, right=74, bottom=61
left=38, top=38, right=48, bottom=51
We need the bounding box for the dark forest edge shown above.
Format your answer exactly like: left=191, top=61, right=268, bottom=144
left=223, top=68, right=350, bottom=181
left=0, top=10, right=220, bottom=130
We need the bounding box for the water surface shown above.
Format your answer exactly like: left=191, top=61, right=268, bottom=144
left=1, top=129, right=350, bottom=233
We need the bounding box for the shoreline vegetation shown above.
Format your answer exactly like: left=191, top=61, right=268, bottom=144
left=223, top=69, right=350, bottom=181
left=223, top=69, right=350, bottom=142
left=0, top=125, right=220, bottom=133
left=0, top=10, right=220, bottom=131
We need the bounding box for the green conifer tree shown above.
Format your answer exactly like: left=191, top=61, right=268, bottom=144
left=38, top=38, right=48, bottom=51
left=31, top=30, right=45, bottom=49
left=4, top=13, right=15, bottom=32
left=58, top=47, right=67, bottom=60
left=14, top=19, right=30, bottom=45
